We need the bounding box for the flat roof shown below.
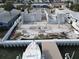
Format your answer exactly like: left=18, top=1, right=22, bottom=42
left=0, top=9, right=20, bottom=23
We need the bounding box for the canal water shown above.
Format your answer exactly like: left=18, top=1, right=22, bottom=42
left=0, top=47, right=26, bottom=59
left=0, top=43, right=42, bottom=59
left=0, top=45, right=79, bottom=59
left=58, top=45, right=79, bottom=59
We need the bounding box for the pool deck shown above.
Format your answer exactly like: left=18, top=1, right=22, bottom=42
left=42, top=42, right=63, bottom=59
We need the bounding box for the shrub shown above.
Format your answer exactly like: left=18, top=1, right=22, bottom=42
left=70, top=4, right=79, bottom=12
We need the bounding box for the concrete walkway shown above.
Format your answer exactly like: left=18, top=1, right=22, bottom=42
left=42, top=42, right=62, bottom=59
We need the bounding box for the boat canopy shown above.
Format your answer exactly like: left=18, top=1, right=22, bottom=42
left=22, top=41, right=41, bottom=59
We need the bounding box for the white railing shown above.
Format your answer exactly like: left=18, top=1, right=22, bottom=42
left=0, top=39, right=79, bottom=47
left=2, top=16, right=22, bottom=41
left=1, top=39, right=79, bottom=44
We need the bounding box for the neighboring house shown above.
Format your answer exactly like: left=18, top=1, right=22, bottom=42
left=23, top=9, right=66, bottom=24
left=32, top=3, right=49, bottom=8
left=61, top=0, right=79, bottom=4
left=53, top=0, right=61, bottom=3
left=0, top=0, right=79, bottom=4
left=0, top=0, right=62, bottom=3
left=0, top=9, right=20, bottom=29
left=48, top=10, right=66, bottom=24
left=23, top=9, right=44, bottom=23
left=12, top=0, right=50, bottom=3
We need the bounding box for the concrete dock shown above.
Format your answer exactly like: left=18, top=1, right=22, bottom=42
left=42, top=42, right=63, bottom=59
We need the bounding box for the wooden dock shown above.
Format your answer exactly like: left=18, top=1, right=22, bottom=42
left=42, top=42, right=63, bottom=59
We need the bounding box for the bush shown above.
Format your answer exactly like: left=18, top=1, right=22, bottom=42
left=15, top=5, right=27, bottom=12
left=70, top=4, right=79, bottom=12
left=4, top=1, right=14, bottom=12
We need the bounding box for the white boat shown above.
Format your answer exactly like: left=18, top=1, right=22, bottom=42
left=22, top=42, right=41, bottom=59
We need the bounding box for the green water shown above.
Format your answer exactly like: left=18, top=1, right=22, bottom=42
left=1, top=45, right=79, bottom=59
left=58, top=46, right=79, bottom=59
left=0, top=47, right=26, bottom=59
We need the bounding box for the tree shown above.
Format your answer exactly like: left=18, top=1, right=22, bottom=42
left=65, top=1, right=73, bottom=8
left=70, top=4, right=79, bottom=11
left=2, top=0, right=6, bottom=3
left=27, top=0, right=34, bottom=13
left=4, top=1, right=14, bottom=16
left=16, top=5, right=27, bottom=12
